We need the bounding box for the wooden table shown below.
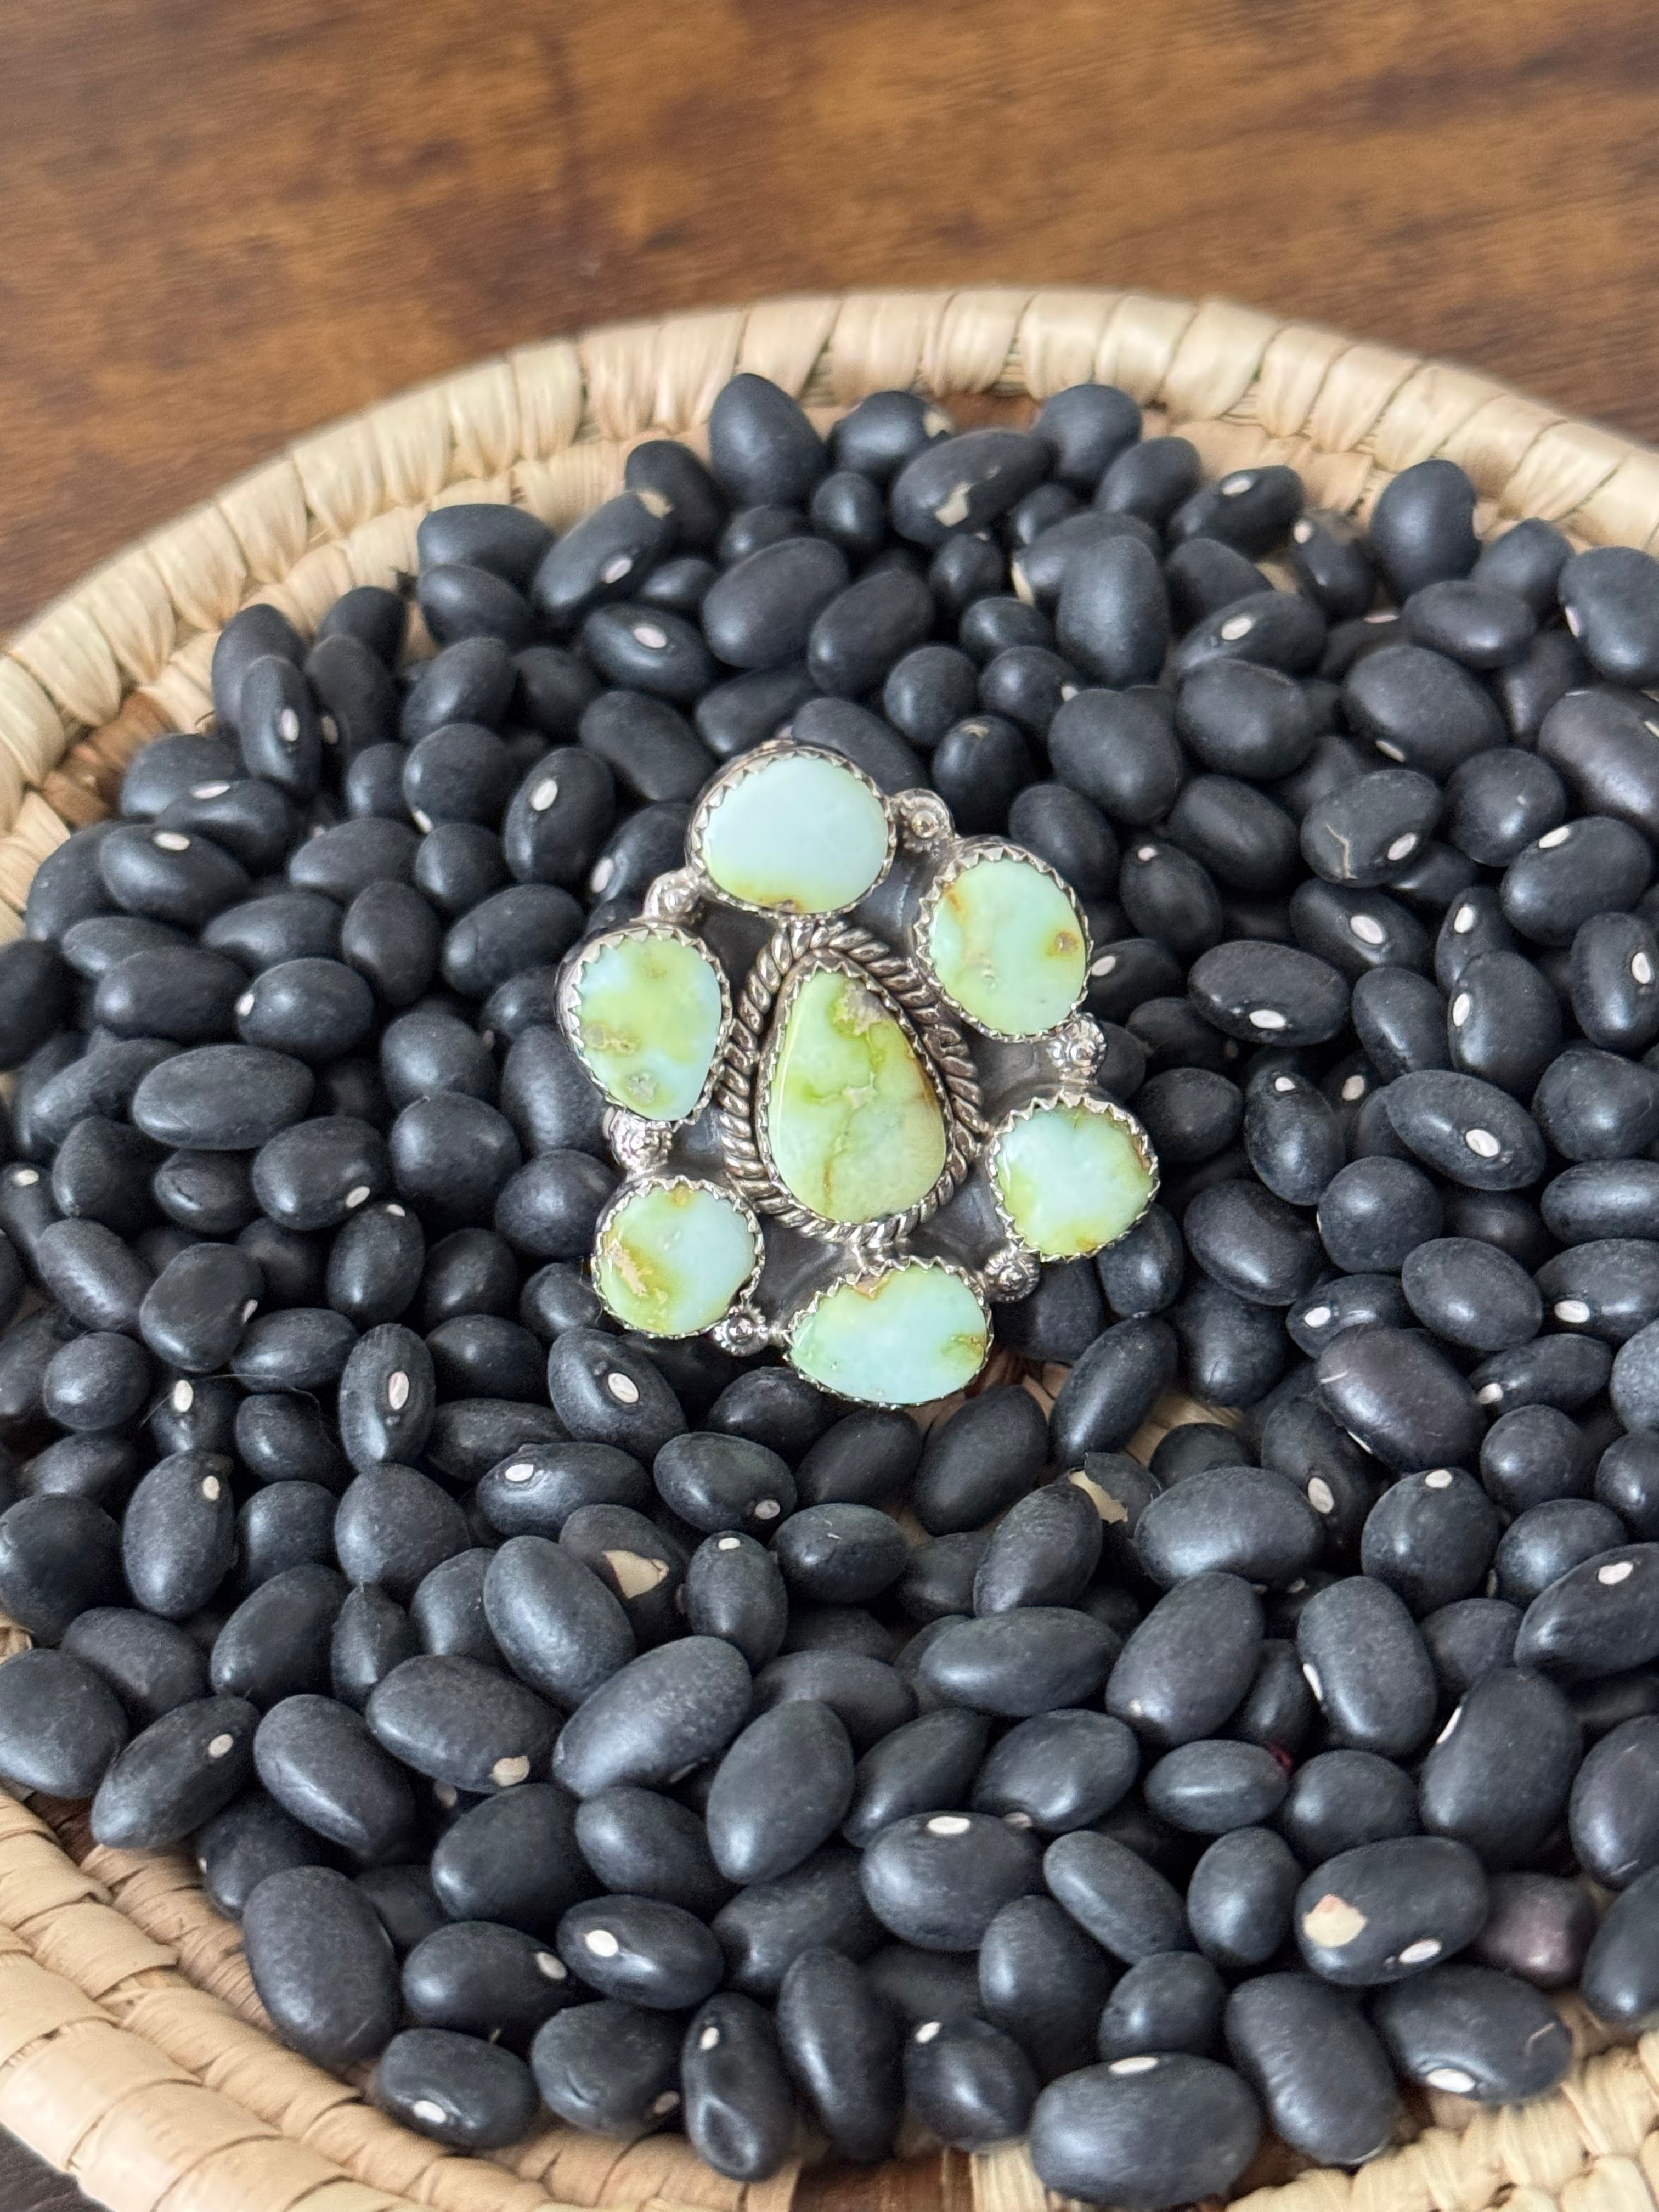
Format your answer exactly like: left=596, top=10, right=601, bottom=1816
left=0, top=0, right=1651, bottom=2202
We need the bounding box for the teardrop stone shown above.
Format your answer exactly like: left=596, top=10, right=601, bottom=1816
left=990, top=1099, right=1158, bottom=1260
left=764, top=966, right=947, bottom=1223
left=695, top=751, right=891, bottom=914
left=921, top=851, right=1087, bottom=1037
left=569, top=928, right=725, bottom=1121
left=790, top=1262, right=990, bottom=1406
left=593, top=1180, right=760, bottom=1337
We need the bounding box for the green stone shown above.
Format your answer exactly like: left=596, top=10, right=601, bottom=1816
left=571, top=929, right=725, bottom=1121
left=593, top=1180, right=759, bottom=1336
left=990, top=1098, right=1157, bottom=1260
left=790, top=1261, right=990, bottom=1406
left=922, top=851, right=1087, bottom=1037
left=696, top=750, right=891, bottom=914
left=764, top=964, right=947, bottom=1223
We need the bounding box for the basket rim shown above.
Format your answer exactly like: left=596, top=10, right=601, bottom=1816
left=1, top=283, right=1658, bottom=2212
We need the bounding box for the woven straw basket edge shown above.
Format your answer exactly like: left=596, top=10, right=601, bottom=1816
left=0, top=284, right=1656, bottom=2212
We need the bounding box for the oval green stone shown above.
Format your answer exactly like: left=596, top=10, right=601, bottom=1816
left=765, top=964, right=947, bottom=1223
left=922, top=852, right=1087, bottom=1037
left=991, top=1098, right=1157, bottom=1260
left=697, top=751, right=891, bottom=914
left=593, top=1181, right=759, bottom=1337
left=571, top=929, right=725, bottom=1121
left=790, top=1261, right=990, bottom=1406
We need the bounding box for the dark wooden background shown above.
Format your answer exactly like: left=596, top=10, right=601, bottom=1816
left=4, top=0, right=1659, bottom=637
left=0, top=0, right=1650, bottom=2201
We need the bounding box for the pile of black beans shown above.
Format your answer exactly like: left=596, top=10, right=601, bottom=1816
left=8, top=370, right=1659, bottom=2209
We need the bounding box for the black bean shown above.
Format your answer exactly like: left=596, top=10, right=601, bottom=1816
left=91, top=1691, right=257, bottom=1847
left=1421, top=1598, right=1521, bottom=1706
left=236, top=1480, right=336, bottom=1595
left=913, top=1607, right=1115, bottom=1719
left=1553, top=540, right=1659, bottom=682
left=1397, top=1234, right=1542, bottom=1351
left=1029, top=2051, right=1261, bottom=2211
left=1513, top=1539, right=1659, bottom=1679
left=888, top=427, right=1046, bottom=548
left=1284, top=506, right=1377, bottom=618
left=474, top=1533, right=632, bottom=1708
left=239, top=1864, right=400, bottom=2072
left=1402, top=578, right=1532, bottom=670
left=1341, top=643, right=1503, bottom=781
left=419, top=502, right=552, bottom=589
left=1414, top=1665, right=1579, bottom=1871
left=1164, top=537, right=1272, bottom=629
left=203, top=889, right=341, bottom=972
left=544, top=1635, right=750, bottom=1798
left=1475, top=1336, right=1611, bottom=1419
left=419, top=1784, right=586, bottom=1938
left=1224, top=1638, right=1316, bottom=1762
left=713, top=1844, right=880, bottom=1999
left=365, top=1651, right=556, bottom=1793
left=1536, top=1043, right=1659, bottom=1163
left=1294, top=1833, right=1487, bottom=1985
left=770, top=1948, right=901, bottom=2160
left=1360, top=1468, right=1500, bottom=1616
left=1047, top=1318, right=1177, bottom=1464
left=1566, top=910, right=1659, bottom=1056
left=1181, top=1826, right=1301, bottom=1974
left=1224, top=1972, right=1399, bottom=2164
left=965, top=1480, right=1099, bottom=1616
left=1317, top=1326, right=1480, bottom=1479
left=211, top=1561, right=347, bottom=1703
left=0, top=1645, right=127, bottom=1797
left=1600, top=1433, right=1659, bottom=1537
left=334, top=1465, right=468, bottom=1602
left=36, top=1327, right=146, bottom=1431
left=532, top=1995, right=684, bottom=2137
left=250, top=1688, right=416, bottom=1856
left=968, top=1708, right=1137, bottom=1836
left=1297, top=1575, right=1436, bottom=1757
left=26, top=823, right=120, bottom=942
left=719, top=504, right=808, bottom=561
left=752, top=1648, right=913, bottom=1747
left=1473, top=1871, right=1595, bottom=1987
left=1277, top=1749, right=1418, bottom=1866
left=1582, top=1863, right=1659, bottom=2025
left=1539, top=1239, right=1659, bottom=1347
left=1500, top=815, right=1653, bottom=950
left=195, top=1791, right=328, bottom=1920
left=302, top=633, right=399, bottom=767
left=210, top=602, right=305, bottom=729
left=1373, top=1961, right=1572, bottom=2102
left=1142, top=1737, right=1288, bottom=1834
left=369, top=2026, right=537, bottom=2152
left=114, top=1447, right=233, bottom=1617
left=61, top=1605, right=208, bottom=1724
left=1136, top=1450, right=1318, bottom=1584
left=648, top=1431, right=791, bottom=1537
left=1106, top=1573, right=1262, bottom=1746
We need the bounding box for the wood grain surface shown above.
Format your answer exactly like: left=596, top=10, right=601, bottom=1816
left=0, top=3, right=1650, bottom=2206
left=4, top=0, right=1659, bottom=637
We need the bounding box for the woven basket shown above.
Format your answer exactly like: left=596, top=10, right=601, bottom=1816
left=2, top=285, right=1659, bottom=2212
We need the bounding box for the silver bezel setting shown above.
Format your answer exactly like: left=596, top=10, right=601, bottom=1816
left=590, top=1172, right=766, bottom=1341
left=984, top=1088, right=1161, bottom=1264
left=714, top=916, right=985, bottom=1246
left=783, top=1254, right=994, bottom=1413
left=557, top=742, right=1161, bottom=1408
left=557, top=918, right=733, bottom=1130
left=684, top=738, right=899, bottom=919
left=910, top=836, right=1093, bottom=1041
